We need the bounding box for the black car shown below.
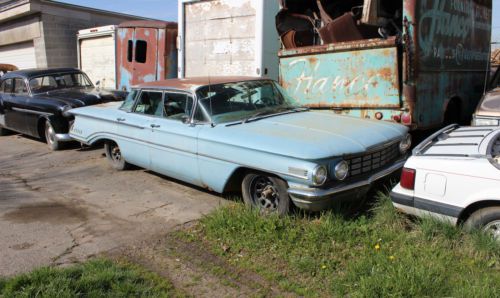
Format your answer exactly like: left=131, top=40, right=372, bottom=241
left=0, top=68, right=124, bottom=150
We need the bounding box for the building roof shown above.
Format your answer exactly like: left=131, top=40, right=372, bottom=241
left=138, top=77, right=271, bottom=91
left=2, top=68, right=82, bottom=79
left=118, top=20, right=177, bottom=29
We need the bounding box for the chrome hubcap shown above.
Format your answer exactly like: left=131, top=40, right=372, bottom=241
left=251, top=176, right=279, bottom=211
left=45, top=122, right=55, bottom=145
left=483, top=220, right=500, bottom=241
left=111, top=145, right=122, bottom=162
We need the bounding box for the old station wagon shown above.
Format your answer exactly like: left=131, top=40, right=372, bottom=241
left=70, top=77, right=411, bottom=214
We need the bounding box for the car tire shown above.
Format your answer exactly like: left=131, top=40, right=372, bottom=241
left=464, top=207, right=500, bottom=241
left=44, top=121, right=62, bottom=151
left=242, top=172, right=291, bottom=216
left=104, top=142, right=130, bottom=171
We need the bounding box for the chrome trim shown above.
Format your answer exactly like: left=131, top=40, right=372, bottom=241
left=12, top=107, right=52, bottom=116
left=75, top=131, right=310, bottom=181
left=288, top=158, right=406, bottom=200
left=54, top=133, right=74, bottom=142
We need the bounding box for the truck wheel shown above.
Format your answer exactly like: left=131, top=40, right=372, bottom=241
left=44, top=121, right=62, bottom=151
left=242, top=172, right=290, bottom=216
left=104, top=142, right=130, bottom=171
left=464, top=207, right=500, bottom=241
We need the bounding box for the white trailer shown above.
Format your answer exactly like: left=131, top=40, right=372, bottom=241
left=178, top=0, right=280, bottom=81
left=77, top=25, right=117, bottom=90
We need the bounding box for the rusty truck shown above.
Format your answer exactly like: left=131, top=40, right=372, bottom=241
left=277, top=0, right=492, bottom=130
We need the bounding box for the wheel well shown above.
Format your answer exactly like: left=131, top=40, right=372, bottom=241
left=92, top=138, right=116, bottom=148
left=222, top=167, right=288, bottom=194
left=37, top=117, right=47, bottom=140
left=223, top=167, right=252, bottom=193
left=458, top=200, right=500, bottom=224
left=444, top=97, right=462, bottom=125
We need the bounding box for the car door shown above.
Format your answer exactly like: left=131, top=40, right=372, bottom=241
left=115, top=89, right=162, bottom=169
left=149, top=91, right=202, bottom=185
left=2, top=78, right=31, bottom=134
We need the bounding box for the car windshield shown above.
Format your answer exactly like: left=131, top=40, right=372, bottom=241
left=196, top=80, right=299, bottom=124
left=29, top=72, right=93, bottom=94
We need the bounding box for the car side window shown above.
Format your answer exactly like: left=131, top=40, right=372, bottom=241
left=120, top=89, right=138, bottom=112
left=1, top=79, right=13, bottom=93
left=163, top=92, right=194, bottom=121
left=13, top=79, right=28, bottom=95
left=134, top=91, right=163, bottom=117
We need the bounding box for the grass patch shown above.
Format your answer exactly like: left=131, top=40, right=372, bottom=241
left=0, top=259, right=180, bottom=298
left=183, top=194, right=500, bottom=297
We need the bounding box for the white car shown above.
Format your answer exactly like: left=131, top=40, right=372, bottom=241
left=391, top=124, right=500, bottom=240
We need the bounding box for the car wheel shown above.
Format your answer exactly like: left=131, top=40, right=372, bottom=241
left=0, top=126, right=8, bottom=136
left=242, top=172, right=290, bottom=216
left=104, top=142, right=129, bottom=171
left=44, top=121, right=61, bottom=151
left=464, top=207, right=500, bottom=241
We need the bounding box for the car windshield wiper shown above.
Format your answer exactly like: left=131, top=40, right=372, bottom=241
left=241, top=107, right=309, bottom=124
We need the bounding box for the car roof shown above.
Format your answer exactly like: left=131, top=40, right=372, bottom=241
left=136, top=76, right=273, bottom=92
left=1, top=68, right=82, bottom=80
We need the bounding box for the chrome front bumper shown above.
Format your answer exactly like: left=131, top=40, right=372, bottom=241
left=288, top=159, right=406, bottom=211
left=54, top=133, right=74, bottom=142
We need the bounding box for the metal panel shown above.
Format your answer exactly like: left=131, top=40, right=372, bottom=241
left=183, top=0, right=257, bottom=77
left=279, top=43, right=401, bottom=108
left=132, top=27, right=159, bottom=85
left=117, top=27, right=135, bottom=90
left=0, top=41, right=36, bottom=69
left=80, top=35, right=116, bottom=89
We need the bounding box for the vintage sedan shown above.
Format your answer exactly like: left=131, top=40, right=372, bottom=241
left=391, top=125, right=500, bottom=240
left=70, top=77, right=411, bottom=214
left=0, top=68, right=124, bottom=150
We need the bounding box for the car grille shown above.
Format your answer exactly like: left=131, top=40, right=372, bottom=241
left=346, top=142, right=400, bottom=178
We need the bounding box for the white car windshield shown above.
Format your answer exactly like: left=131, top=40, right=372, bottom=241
left=196, top=80, right=299, bottom=124
left=29, top=72, right=93, bottom=94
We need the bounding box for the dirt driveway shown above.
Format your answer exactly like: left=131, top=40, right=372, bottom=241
left=0, top=134, right=227, bottom=276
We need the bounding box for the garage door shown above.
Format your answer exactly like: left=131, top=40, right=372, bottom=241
left=0, top=41, right=37, bottom=70
left=80, top=35, right=116, bottom=89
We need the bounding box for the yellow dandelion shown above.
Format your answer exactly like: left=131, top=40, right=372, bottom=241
left=321, top=265, right=327, bottom=270
left=389, top=256, right=395, bottom=261
left=374, top=244, right=381, bottom=250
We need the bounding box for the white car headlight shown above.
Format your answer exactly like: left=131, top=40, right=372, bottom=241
left=472, top=117, right=499, bottom=126
left=399, top=134, right=412, bottom=154
left=312, top=165, right=328, bottom=186
left=334, top=160, right=349, bottom=181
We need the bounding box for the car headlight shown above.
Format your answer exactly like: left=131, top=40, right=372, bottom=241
left=312, top=165, right=328, bottom=186
left=334, top=160, right=349, bottom=181
left=61, top=105, right=73, bottom=118
left=472, top=117, right=499, bottom=126
left=399, top=134, right=412, bottom=154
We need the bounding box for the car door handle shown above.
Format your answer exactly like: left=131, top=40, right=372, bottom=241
left=116, top=118, right=126, bottom=122
left=150, top=124, right=161, bottom=128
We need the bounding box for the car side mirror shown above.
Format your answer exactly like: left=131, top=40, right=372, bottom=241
left=95, top=80, right=100, bottom=86
left=181, top=115, right=190, bottom=124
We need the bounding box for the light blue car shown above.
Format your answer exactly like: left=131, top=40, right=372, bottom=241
left=70, top=77, right=411, bottom=214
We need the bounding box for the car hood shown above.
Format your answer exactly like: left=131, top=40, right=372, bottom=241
left=476, top=88, right=500, bottom=117
left=36, top=88, right=119, bottom=107
left=200, top=111, right=408, bottom=160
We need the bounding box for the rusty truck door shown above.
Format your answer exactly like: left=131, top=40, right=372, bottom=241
left=132, top=27, right=159, bottom=85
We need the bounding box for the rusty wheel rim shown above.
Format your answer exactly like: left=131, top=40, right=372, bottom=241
left=249, top=176, right=279, bottom=212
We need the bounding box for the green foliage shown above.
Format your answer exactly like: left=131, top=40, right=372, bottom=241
left=192, top=194, right=500, bottom=297
left=0, top=259, right=178, bottom=298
